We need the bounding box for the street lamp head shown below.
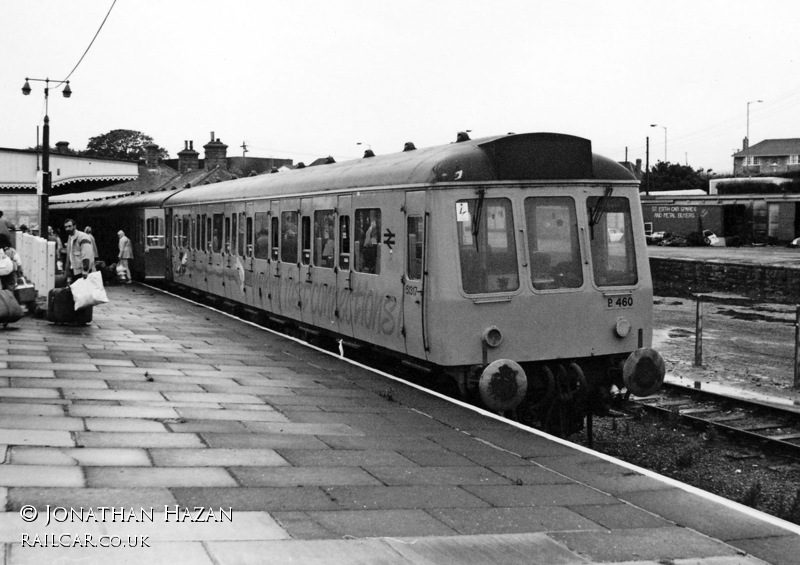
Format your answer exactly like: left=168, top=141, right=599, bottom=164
left=21, top=80, right=31, bottom=96
left=62, top=82, right=72, bottom=98
left=650, top=123, right=657, bottom=127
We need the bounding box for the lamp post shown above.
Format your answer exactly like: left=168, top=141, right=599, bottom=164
left=650, top=124, right=667, bottom=162
left=746, top=99, right=763, bottom=145
left=21, top=77, right=72, bottom=235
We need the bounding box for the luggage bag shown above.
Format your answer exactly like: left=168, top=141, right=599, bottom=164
left=14, top=277, right=36, bottom=305
left=47, top=288, right=92, bottom=325
left=0, top=289, right=24, bottom=327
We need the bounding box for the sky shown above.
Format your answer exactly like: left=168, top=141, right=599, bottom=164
left=2, top=0, right=799, bottom=175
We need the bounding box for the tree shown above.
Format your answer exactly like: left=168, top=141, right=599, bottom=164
left=83, top=129, right=169, bottom=161
left=647, top=162, right=710, bottom=193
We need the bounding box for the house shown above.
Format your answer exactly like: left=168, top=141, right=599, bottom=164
left=732, top=138, right=800, bottom=176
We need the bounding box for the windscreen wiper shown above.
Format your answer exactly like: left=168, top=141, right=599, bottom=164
left=589, top=186, right=613, bottom=239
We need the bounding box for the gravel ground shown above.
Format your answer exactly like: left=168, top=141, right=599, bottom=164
left=570, top=296, right=800, bottom=525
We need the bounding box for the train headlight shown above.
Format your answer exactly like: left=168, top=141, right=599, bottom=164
left=482, top=326, right=503, bottom=348
left=623, top=347, right=666, bottom=397
left=614, top=317, right=632, bottom=338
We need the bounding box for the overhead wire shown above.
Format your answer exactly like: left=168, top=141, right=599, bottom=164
left=56, top=0, right=118, bottom=86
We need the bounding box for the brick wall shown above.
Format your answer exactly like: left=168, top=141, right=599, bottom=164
left=650, top=258, right=800, bottom=304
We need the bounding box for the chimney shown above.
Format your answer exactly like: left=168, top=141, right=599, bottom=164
left=203, top=132, right=228, bottom=171
left=55, top=141, right=69, bottom=154
left=177, top=140, right=199, bottom=173
left=743, top=137, right=749, bottom=151
left=635, top=158, right=642, bottom=174
left=144, top=143, right=160, bottom=169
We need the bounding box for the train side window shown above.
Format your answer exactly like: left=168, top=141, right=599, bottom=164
left=224, top=216, right=232, bottom=254
left=191, top=217, right=196, bottom=250
left=253, top=213, right=269, bottom=259
left=587, top=196, right=638, bottom=286
left=195, top=215, right=201, bottom=251
left=246, top=216, right=253, bottom=257
left=281, top=211, right=298, bottom=263
left=148, top=216, right=165, bottom=249
left=339, top=215, right=350, bottom=270
left=238, top=213, right=246, bottom=257
left=230, top=214, right=237, bottom=255
left=206, top=216, right=212, bottom=252
left=524, top=197, right=583, bottom=290
left=314, top=210, right=335, bottom=268
left=301, top=216, right=311, bottom=265
left=181, top=216, right=190, bottom=249
left=407, top=216, right=423, bottom=280
left=271, top=217, right=279, bottom=260
left=201, top=214, right=207, bottom=251
left=212, top=214, right=223, bottom=253
left=456, top=198, right=518, bottom=293
left=354, top=208, right=380, bottom=274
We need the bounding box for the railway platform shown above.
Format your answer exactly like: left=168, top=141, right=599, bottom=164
left=0, top=285, right=798, bottom=564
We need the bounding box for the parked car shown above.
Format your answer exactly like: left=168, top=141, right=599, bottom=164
left=658, top=234, right=688, bottom=247
left=702, top=230, right=719, bottom=246
left=646, top=231, right=668, bottom=245
left=788, top=237, right=800, bottom=248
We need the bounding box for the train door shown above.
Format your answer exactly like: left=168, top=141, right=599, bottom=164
left=335, top=195, right=354, bottom=338
left=207, top=207, right=225, bottom=298
left=403, top=191, right=428, bottom=360
left=242, top=202, right=256, bottom=309
left=278, top=199, right=301, bottom=323
left=349, top=192, right=404, bottom=352
left=251, top=202, right=270, bottom=312
left=301, top=196, right=337, bottom=331
left=144, top=208, right=167, bottom=279
left=226, top=203, right=248, bottom=305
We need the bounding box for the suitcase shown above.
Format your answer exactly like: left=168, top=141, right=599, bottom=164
left=0, top=289, right=24, bottom=326
left=47, top=288, right=93, bottom=325
left=13, top=277, right=36, bottom=304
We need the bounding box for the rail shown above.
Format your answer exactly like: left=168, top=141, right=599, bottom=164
left=15, top=233, right=56, bottom=294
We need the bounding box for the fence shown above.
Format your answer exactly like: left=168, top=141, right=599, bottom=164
left=16, top=233, right=56, bottom=295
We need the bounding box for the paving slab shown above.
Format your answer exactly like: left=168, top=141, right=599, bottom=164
left=9, top=447, right=151, bottom=467
left=149, top=448, right=288, bottom=467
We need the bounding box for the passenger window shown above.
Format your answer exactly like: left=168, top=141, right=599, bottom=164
left=339, top=215, right=350, bottom=270
left=456, top=198, right=519, bottom=293
left=201, top=214, right=207, bottom=251
left=181, top=217, right=190, bottom=249
left=195, top=215, right=201, bottom=251
left=524, top=197, right=583, bottom=290
left=254, top=213, right=269, bottom=259
left=407, top=216, right=423, bottom=280
left=587, top=196, right=637, bottom=286
left=226, top=215, right=233, bottom=254
left=301, top=216, right=311, bottom=265
left=281, top=211, right=298, bottom=263
left=245, top=215, right=253, bottom=257
left=270, top=217, right=279, bottom=260
left=238, top=213, right=246, bottom=257
left=212, top=214, right=223, bottom=253
left=148, top=216, right=165, bottom=248
left=314, top=210, right=335, bottom=268
left=191, top=217, right=196, bottom=250
left=354, top=208, right=381, bottom=274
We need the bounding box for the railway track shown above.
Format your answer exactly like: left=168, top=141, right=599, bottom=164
left=631, top=382, right=800, bottom=459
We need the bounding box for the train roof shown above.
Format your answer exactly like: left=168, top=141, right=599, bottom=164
left=50, top=187, right=184, bottom=211
left=52, top=133, right=636, bottom=210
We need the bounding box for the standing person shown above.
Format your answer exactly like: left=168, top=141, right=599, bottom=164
left=84, top=226, right=99, bottom=259
left=0, top=211, right=13, bottom=241
left=47, top=226, right=66, bottom=273
left=63, top=219, right=95, bottom=283
left=117, top=230, right=133, bottom=284
left=0, top=233, right=22, bottom=291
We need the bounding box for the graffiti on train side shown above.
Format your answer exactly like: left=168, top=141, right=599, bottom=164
left=175, top=261, right=402, bottom=337
left=261, top=273, right=401, bottom=337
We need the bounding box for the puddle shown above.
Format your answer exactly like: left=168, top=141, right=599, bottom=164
left=714, top=308, right=792, bottom=324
